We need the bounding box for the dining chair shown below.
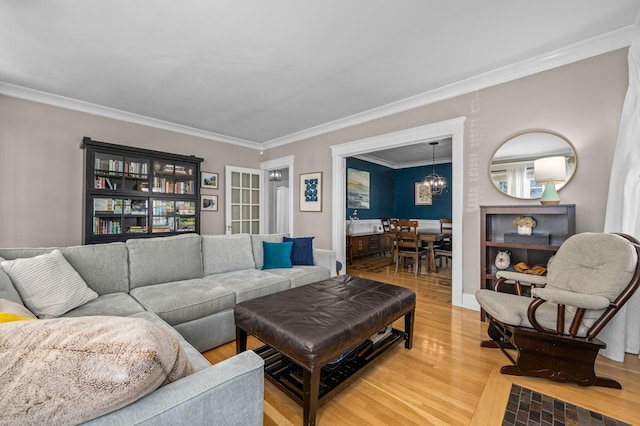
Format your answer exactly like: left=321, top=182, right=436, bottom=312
left=434, top=218, right=452, bottom=268
left=381, top=218, right=396, bottom=262
left=394, top=220, right=428, bottom=277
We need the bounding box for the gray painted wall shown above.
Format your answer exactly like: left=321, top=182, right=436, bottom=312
left=0, top=49, right=628, bottom=298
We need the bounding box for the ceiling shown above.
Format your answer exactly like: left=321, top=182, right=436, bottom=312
left=2, top=1, right=639, bottom=165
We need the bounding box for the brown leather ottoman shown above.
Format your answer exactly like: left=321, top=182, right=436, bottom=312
left=234, top=275, right=416, bottom=426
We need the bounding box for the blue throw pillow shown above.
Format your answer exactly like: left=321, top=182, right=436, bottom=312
left=283, top=236, right=314, bottom=266
left=262, top=241, right=293, bottom=269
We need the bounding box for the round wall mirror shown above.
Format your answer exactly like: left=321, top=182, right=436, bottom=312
left=489, top=131, right=577, bottom=200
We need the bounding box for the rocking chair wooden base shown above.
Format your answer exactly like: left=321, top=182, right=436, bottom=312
left=482, top=319, right=621, bottom=389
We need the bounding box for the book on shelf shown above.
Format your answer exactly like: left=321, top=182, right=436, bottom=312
left=93, top=198, right=123, bottom=214
left=126, top=226, right=148, bottom=234
left=93, top=217, right=122, bottom=235
left=94, top=177, right=117, bottom=190
left=95, top=158, right=124, bottom=173
left=125, top=161, right=148, bottom=177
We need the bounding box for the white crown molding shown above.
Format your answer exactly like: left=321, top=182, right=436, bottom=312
left=0, top=82, right=261, bottom=149
left=265, top=24, right=640, bottom=149
left=2, top=24, right=638, bottom=151
left=354, top=154, right=452, bottom=170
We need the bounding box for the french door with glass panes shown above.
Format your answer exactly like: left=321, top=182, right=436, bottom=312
left=225, top=166, right=264, bottom=234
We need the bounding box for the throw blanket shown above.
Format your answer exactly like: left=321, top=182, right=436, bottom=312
left=0, top=316, right=193, bottom=425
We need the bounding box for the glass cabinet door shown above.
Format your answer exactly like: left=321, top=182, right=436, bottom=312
left=152, top=199, right=175, bottom=233
left=152, top=161, right=195, bottom=195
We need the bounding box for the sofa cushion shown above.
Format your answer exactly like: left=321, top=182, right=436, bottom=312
left=0, top=316, right=193, bottom=425
left=250, top=233, right=287, bottom=269
left=1, top=249, right=98, bottom=318
left=127, top=234, right=203, bottom=289
left=283, top=236, right=315, bottom=265
left=0, top=298, right=36, bottom=319
left=202, top=234, right=256, bottom=275
left=130, top=278, right=236, bottom=326
left=262, top=241, right=293, bottom=269
left=128, top=310, right=212, bottom=373
left=63, top=293, right=147, bottom=318
left=264, top=265, right=331, bottom=288
left=205, top=269, right=290, bottom=303
left=0, top=256, right=23, bottom=305
left=62, top=243, right=129, bottom=294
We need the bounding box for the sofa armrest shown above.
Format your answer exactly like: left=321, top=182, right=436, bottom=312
left=313, top=248, right=337, bottom=277
left=83, top=351, right=264, bottom=426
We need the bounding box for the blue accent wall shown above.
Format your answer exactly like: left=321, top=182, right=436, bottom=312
left=346, top=158, right=452, bottom=220
left=346, top=158, right=395, bottom=219
left=394, top=164, right=452, bottom=219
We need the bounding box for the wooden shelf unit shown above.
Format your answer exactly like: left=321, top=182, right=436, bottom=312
left=480, top=204, right=576, bottom=299
left=82, top=137, right=203, bottom=244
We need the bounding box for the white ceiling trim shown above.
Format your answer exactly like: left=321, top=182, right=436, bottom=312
left=353, top=154, right=453, bottom=170
left=0, top=82, right=261, bottom=149
left=265, top=24, right=639, bottom=149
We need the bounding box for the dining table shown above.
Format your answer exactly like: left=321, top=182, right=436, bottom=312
left=417, top=228, right=452, bottom=272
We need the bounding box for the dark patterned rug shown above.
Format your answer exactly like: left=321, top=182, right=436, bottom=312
left=503, top=385, right=629, bottom=426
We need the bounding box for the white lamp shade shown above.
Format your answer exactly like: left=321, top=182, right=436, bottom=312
left=534, top=156, right=566, bottom=183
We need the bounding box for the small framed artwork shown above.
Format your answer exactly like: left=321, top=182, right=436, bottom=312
left=201, top=194, right=218, bottom=211
left=300, top=172, right=323, bottom=212
left=201, top=171, right=218, bottom=190
left=415, top=182, right=432, bottom=205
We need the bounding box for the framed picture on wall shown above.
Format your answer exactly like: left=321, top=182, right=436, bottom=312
left=300, top=172, right=322, bottom=212
left=201, top=171, right=218, bottom=189
left=347, top=168, right=370, bottom=209
left=201, top=194, right=218, bottom=211
left=415, top=182, right=432, bottom=205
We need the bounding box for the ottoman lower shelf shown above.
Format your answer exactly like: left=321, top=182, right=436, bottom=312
left=255, top=328, right=407, bottom=407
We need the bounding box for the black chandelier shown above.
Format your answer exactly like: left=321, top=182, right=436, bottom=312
left=422, top=141, right=448, bottom=197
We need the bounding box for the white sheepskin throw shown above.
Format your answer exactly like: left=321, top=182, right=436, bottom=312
left=0, top=316, right=194, bottom=425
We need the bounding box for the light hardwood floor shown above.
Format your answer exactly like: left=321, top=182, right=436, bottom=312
left=203, top=255, right=640, bottom=425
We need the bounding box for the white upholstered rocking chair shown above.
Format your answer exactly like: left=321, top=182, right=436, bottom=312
left=475, top=232, right=640, bottom=389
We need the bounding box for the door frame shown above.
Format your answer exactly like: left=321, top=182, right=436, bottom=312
left=261, top=155, right=295, bottom=236
left=330, top=117, right=466, bottom=307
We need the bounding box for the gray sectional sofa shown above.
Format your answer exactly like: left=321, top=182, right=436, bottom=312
left=0, top=233, right=336, bottom=425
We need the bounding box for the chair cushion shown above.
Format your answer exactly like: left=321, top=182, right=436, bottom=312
left=1, top=249, right=98, bottom=318
left=475, top=289, right=592, bottom=337
left=547, top=233, right=637, bottom=301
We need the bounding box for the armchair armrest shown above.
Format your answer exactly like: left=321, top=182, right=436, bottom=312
left=532, top=287, right=610, bottom=310
left=527, top=288, right=610, bottom=337
left=494, top=270, right=547, bottom=295
left=495, top=271, right=548, bottom=286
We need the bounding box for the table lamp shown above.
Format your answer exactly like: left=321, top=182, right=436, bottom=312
left=533, top=156, right=566, bottom=205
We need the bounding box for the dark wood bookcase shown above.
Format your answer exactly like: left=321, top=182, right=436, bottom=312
left=81, top=137, right=203, bottom=244
left=480, top=204, right=576, bottom=298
